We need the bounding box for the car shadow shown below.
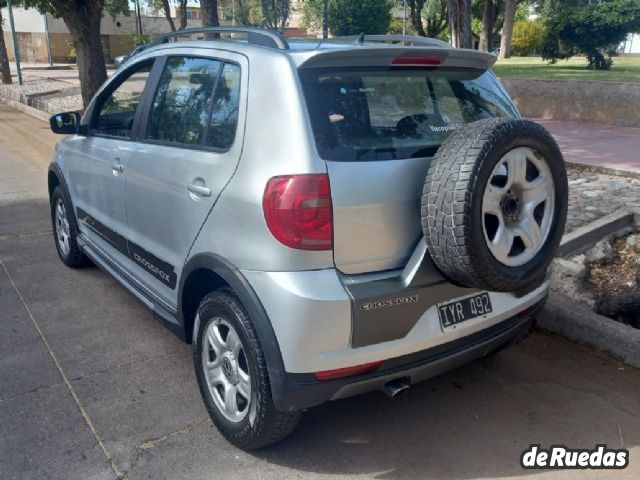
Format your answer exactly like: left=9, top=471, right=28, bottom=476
left=253, top=336, right=640, bottom=479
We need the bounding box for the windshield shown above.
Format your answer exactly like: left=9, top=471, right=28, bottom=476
left=300, top=68, right=519, bottom=161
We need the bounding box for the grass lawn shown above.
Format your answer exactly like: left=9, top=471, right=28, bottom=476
left=493, top=54, right=640, bottom=83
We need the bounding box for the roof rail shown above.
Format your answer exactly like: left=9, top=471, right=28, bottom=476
left=335, top=34, right=452, bottom=49
left=155, top=27, right=289, bottom=50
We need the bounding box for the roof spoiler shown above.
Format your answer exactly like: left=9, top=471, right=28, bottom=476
left=297, top=46, right=497, bottom=71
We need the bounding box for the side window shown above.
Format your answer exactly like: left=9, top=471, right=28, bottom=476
left=93, top=62, right=152, bottom=138
left=206, top=63, right=241, bottom=150
left=146, top=57, right=222, bottom=146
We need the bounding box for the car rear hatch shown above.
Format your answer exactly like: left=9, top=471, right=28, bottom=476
left=296, top=45, right=516, bottom=275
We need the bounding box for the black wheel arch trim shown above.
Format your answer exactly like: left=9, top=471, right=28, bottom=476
left=179, top=253, right=289, bottom=411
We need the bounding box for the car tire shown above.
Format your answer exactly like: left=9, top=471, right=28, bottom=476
left=421, top=118, right=568, bottom=293
left=193, top=289, right=301, bottom=450
left=50, top=185, right=89, bottom=268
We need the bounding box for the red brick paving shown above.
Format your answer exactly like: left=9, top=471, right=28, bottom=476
left=537, top=119, right=640, bottom=174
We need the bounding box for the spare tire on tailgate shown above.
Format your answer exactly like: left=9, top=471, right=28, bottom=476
left=421, top=118, right=568, bottom=293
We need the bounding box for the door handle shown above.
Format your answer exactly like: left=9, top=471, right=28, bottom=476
left=187, top=183, right=212, bottom=197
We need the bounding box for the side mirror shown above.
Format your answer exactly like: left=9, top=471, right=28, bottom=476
left=49, top=112, right=81, bottom=135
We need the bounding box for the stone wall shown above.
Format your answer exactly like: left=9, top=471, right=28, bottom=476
left=500, top=78, right=640, bottom=127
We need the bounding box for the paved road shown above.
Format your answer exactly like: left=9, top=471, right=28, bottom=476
left=1, top=102, right=640, bottom=479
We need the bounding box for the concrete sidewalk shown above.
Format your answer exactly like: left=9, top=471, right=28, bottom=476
left=538, top=119, right=640, bottom=174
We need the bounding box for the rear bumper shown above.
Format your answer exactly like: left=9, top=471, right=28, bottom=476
left=273, top=296, right=545, bottom=411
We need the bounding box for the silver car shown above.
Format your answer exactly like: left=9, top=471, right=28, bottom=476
left=47, top=28, right=568, bottom=449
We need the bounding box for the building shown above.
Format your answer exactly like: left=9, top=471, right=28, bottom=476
left=0, top=7, right=202, bottom=64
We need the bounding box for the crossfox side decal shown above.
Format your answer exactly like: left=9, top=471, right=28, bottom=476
left=77, top=207, right=177, bottom=289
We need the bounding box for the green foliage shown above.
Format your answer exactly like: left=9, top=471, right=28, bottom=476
left=218, top=0, right=290, bottom=32
left=387, top=17, right=416, bottom=35
left=300, top=0, right=392, bottom=36
left=540, top=0, right=640, bottom=70
left=20, top=0, right=129, bottom=19
left=330, top=0, right=392, bottom=35
left=125, top=32, right=152, bottom=49
left=511, top=19, right=544, bottom=56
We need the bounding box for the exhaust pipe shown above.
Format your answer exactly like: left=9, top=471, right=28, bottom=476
left=382, top=377, right=411, bottom=398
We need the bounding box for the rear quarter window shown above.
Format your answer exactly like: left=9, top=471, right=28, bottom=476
left=300, top=68, right=518, bottom=161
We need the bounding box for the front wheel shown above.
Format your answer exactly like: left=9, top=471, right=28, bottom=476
left=193, top=289, right=300, bottom=450
left=50, top=186, right=89, bottom=267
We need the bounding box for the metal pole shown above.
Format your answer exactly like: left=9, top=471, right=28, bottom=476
left=43, top=14, right=53, bottom=66
left=232, top=0, right=236, bottom=26
left=403, top=0, right=407, bottom=36
left=6, top=0, right=22, bottom=85
left=322, top=0, right=328, bottom=39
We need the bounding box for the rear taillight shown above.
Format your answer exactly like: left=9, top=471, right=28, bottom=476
left=262, top=174, right=333, bottom=251
left=314, top=361, right=383, bottom=381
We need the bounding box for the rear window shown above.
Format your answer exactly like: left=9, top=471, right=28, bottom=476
left=300, top=68, right=518, bottom=161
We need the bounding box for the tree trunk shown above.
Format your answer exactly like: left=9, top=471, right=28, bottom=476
left=201, top=0, right=220, bottom=28
left=161, top=0, right=176, bottom=32
left=448, top=0, right=459, bottom=47
left=499, top=0, right=516, bottom=59
left=409, top=0, right=426, bottom=37
left=0, top=8, right=13, bottom=84
left=479, top=0, right=494, bottom=51
left=179, top=0, right=188, bottom=30
left=448, top=0, right=472, bottom=48
left=62, top=3, right=107, bottom=108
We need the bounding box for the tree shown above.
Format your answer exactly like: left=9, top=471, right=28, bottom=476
left=499, top=0, right=516, bottom=58
left=478, top=0, right=494, bottom=51
left=448, top=0, right=472, bottom=47
left=201, top=0, right=220, bottom=28
left=301, top=0, right=391, bottom=36
left=511, top=19, right=544, bottom=55
left=407, top=0, right=427, bottom=36
left=330, top=0, right=392, bottom=35
left=177, top=0, right=188, bottom=29
left=147, top=0, right=176, bottom=31
left=22, top=0, right=129, bottom=107
left=424, top=0, right=448, bottom=38
left=261, top=0, right=290, bottom=32
left=0, top=3, right=12, bottom=84
left=540, top=0, right=640, bottom=69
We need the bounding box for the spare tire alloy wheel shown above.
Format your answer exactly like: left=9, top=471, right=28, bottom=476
left=422, top=118, right=568, bottom=293
left=482, top=147, right=555, bottom=267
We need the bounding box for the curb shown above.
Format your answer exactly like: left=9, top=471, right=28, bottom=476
left=0, top=97, right=51, bottom=122
left=566, top=161, right=640, bottom=180
left=558, top=209, right=637, bottom=257
left=538, top=293, right=640, bottom=368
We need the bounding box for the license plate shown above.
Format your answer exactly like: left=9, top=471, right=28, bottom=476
left=438, top=292, right=493, bottom=330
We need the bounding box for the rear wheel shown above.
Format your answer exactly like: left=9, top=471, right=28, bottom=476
left=194, top=289, right=300, bottom=450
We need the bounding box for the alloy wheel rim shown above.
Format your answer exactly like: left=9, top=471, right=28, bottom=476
left=201, top=317, right=252, bottom=423
left=55, top=198, right=71, bottom=256
left=481, top=147, right=555, bottom=267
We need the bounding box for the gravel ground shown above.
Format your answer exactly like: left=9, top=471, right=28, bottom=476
left=566, top=165, right=640, bottom=232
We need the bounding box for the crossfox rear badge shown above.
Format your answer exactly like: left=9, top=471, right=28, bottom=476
left=360, top=295, right=419, bottom=311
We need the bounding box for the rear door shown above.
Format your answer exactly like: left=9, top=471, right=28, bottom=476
left=124, top=51, right=246, bottom=308
left=300, top=66, right=519, bottom=275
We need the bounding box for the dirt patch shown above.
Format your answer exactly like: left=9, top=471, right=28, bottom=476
left=587, top=236, right=640, bottom=299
